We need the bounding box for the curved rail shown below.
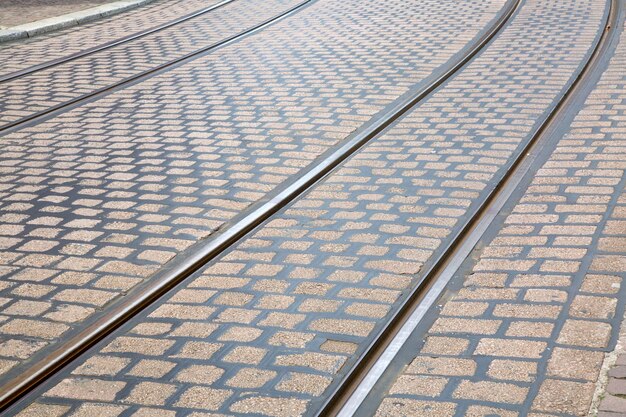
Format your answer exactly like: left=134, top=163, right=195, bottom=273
left=0, top=0, right=520, bottom=412
left=0, top=0, right=236, bottom=84
left=318, top=0, right=621, bottom=414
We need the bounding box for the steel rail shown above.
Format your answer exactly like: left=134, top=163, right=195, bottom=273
left=0, top=0, right=520, bottom=412
left=0, top=0, right=236, bottom=84
left=319, top=0, right=621, bottom=415
left=0, top=0, right=313, bottom=134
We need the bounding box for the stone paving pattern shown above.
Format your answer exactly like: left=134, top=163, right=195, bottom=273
left=0, top=0, right=214, bottom=76
left=597, top=351, right=626, bottom=416
left=371, top=10, right=626, bottom=416
left=0, top=0, right=298, bottom=127
left=8, top=0, right=607, bottom=415
left=0, top=0, right=508, bottom=386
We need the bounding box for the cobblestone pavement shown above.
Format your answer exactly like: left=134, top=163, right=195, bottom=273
left=368, top=7, right=626, bottom=416
left=6, top=0, right=609, bottom=415
left=0, top=0, right=116, bottom=28
left=0, top=0, right=299, bottom=127
left=597, top=348, right=626, bottom=416
left=0, top=0, right=510, bottom=388
left=0, top=0, right=215, bottom=76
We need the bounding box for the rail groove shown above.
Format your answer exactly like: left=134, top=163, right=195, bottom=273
left=1, top=0, right=521, bottom=412
left=321, top=0, right=621, bottom=414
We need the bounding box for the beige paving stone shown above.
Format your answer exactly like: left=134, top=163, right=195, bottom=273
left=274, top=352, right=346, bottom=373
left=226, top=368, right=275, bottom=389
left=130, top=408, right=176, bottom=417
left=72, top=355, right=130, bottom=376
left=388, top=375, right=448, bottom=397
left=68, top=403, right=127, bottom=417
left=174, top=387, right=232, bottom=410
left=46, top=378, right=126, bottom=401
left=465, top=405, right=518, bottom=417
left=440, top=301, right=489, bottom=317
left=126, top=360, right=176, bottom=378
left=406, top=356, right=476, bottom=376
left=123, top=381, right=177, bottom=406
left=532, top=379, right=595, bottom=415
left=580, top=274, right=621, bottom=294
left=102, top=336, right=174, bottom=355
left=308, top=318, right=375, bottom=337
left=320, top=340, right=358, bottom=355
left=556, top=319, right=612, bottom=348
left=375, top=398, right=456, bottom=417
left=475, top=338, right=547, bottom=359
left=546, top=347, right=604, bottom=380
left=487, top=359, right=537, bottom=382
left=569, top=295, right=616, bottom=319
left=229, top=396, right=308, bottom=417
left=0, top=318, right=68, bottom=339
left=222, top=346, right=267, bottom=365
left=172, top=342, right=222, bottom=360
left=15, top=403, right=71, bottom=417
left=422, top=336, right=470, bottom=356
left=0, top=339, right=47, bottom=359
left=275, top=372, right=332, bottom=396
left=453, top=380, right=528, bottom=404
left=505, top=321, right=555, bottom=338
left=430, top=317, right=501, bottom=334
left=268, top=331, right=315, bottom=348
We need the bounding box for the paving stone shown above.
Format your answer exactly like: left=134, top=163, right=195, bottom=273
left=375, top=399, right=456, bottom=417
left=487, top=359, right=537, bottom=382
left=546, top=347, right=604, bottom=381
left=388, top=375, right=448, bottom=397
left=45, top=378, right=126, bottom=401
left=607, top=378, right=626, bottom=396
left=229, top=397, right=308, bottom=417
left=466, top=406, right=519, bottom=417
left=174, top=387, right=232, bottom=410
left=599, top=394, right=626, bottom=413
left=532, top=379, right=596, bottom=415
left=405, top=356, right=476, bottom=377
left=556, top=319, right=612, bottom=348
left=453, top=380, right=528, bottom=404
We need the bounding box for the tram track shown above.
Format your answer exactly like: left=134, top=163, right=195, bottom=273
left=318, top=0, right=622, bottom=414
left=0, top=0, right=521, bottom=411
left=0, top=0, right=313, bottom=134
left=0, top=0, right=237, bottom=84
